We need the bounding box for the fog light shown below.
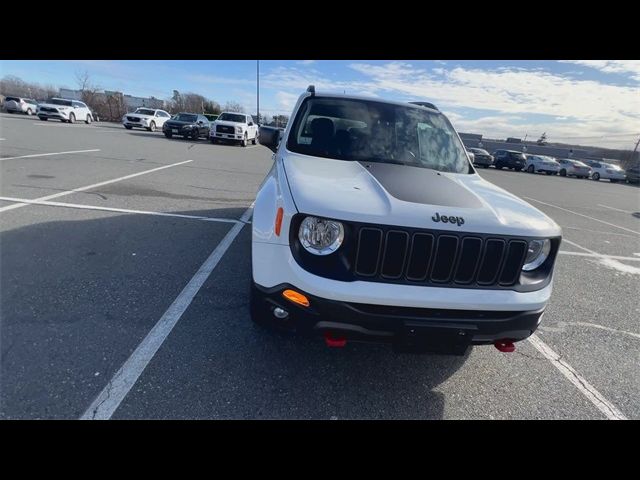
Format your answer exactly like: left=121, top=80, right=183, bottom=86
left=273, top=307, right=288, bottom=319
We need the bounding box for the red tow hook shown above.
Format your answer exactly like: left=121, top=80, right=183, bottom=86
left=494, top=339, right=516, bottom=353
left=324, top=331, right=347, bottom=348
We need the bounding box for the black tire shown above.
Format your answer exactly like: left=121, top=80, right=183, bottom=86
left=610, top=179, right=618, bottom=183
left=148, top=121, right=156, bottom=132
left=210, top=137, right=217, bottom=144
left=515, top=167, right=522, bottom=172
left=252, top=133, right=258, bottom=145
left=125, top=125, right=132, bottom=130
left=483, top=165, right=489, bottom=168
left=527, top=165, right=535, bottom=173
left=39, top=117, right=48, bottom=121
left=85, top=114, right=92, bottom=124
left=26, top=108, right=33, bottom=116
left=164, top=132, right=172, bottom=138
left=546, top=171, right=553, bottom=175
left=7, top=110, right=14, bottom=114
left=560, top=169, right=567, bottom=177
left=68, top=113, right=75, bottom=124
left=495, top=163, right=503, bottom=170
left=241, top=133, right=248, bottom=147
left=592, top=172, right=600, bottom=181
left=191, top=129, right=199, bottom=140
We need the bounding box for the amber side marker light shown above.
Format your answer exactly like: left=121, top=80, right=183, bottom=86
left=282, top=289, right=310, bottom=307
left=274, top=207, right=284, bottom=236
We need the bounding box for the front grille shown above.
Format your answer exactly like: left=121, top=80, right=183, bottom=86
left=127, top=116, right=140, bottom=122
left=354, top=226, right=528, bottom=288
left=216, top=125, right=234, bottom=134
left=40, top=107, right=57, bottom=113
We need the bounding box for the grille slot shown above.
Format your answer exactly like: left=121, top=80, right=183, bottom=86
left=499, top=240, right=528, bottom=285
left=454, top=237, right=482, bottom=284
left=430, top=235, right=459, bottom=282
left=406, top=233, right=434, bottom=281
left=380, top=231, right=410, bottom=279
left=476, top=239, right=506, bottom=285
left=355, top=228, right=383, bottom=276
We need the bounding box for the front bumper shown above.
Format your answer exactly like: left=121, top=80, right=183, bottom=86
left=38, top=111, right=68, bottom=119
left=124, top=122, right=148, bottom=128
left=252, top=282, right=544, bottom=354
left=473, top=157, right=493, bottom=166
left=211, top=131, right=244, bottom=140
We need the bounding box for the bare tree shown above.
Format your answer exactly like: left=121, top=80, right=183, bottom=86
left=75, top=70, right=101, bottom=108
left=223, top=101, right=245, bottom=113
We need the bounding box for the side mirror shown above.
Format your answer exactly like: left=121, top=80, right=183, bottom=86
left=259, top=126, right=281, bottom=153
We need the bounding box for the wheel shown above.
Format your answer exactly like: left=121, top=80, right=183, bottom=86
left=592, top=172, right=600, bottom=181
left=7, top=110, right=14, bottom=114
left=125, top=125, right=132, bottom=130
left=560, top=169, right=567, bottom=176
left=483, top=165, right=489, bottom=168
left=85, top=114, right=92, bottom=124
left=26, top=108, right=33, bottom=116
left=495, top=162, right=503, bottom=170
left=210, top=137, right=217, bottom=144
left=252, top=133, right=258, bottom=145
left=546, top=171, right=553, bottom=175
left=610, top=179, right=618, bottom=183
left=241, top=133, right=248, bottom=147
left=515, top=167, right=522, bottom=172
left=39, top=117, right=48, bottom=121
left=527, top=165, right=535, bottom=173
left=148, top=121, right=156, bottom=132
left=191, top=129, right=199, bottom=140
left=68, top=113, right=75, bottom=124
left=164, top=132, right=172, bottom=138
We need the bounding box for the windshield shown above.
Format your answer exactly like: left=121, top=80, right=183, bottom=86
left=218, top=113, right=246, bottom=123
left=135, top=108, right=156, bottom=116
left=47, top=98, right=73, bottom=107
left=174, top=114, right=197, bottom=123
left=470, top=148, right=489, bottom=155
left=287, top=97, right=471, bottom=174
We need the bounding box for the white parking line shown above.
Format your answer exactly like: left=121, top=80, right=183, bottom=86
left=597, top=204, right=636, bottom=214
left=524, top=197, right=640, bottom=236
left=558, top=251, right=640, bottom=262
left=0, top=159, right=193, bottom=214
left=528, top=334, right=627, bottom=420
left=0, top=149, right=101, bottom=162
left=80, top=204, right=254, bottom=420
left=0, top=196, right=239, bottom=224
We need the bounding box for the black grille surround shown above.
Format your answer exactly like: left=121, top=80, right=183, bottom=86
left=216, top=124, right=235, bottom=134
left=289, top=214, right=561, bottom=293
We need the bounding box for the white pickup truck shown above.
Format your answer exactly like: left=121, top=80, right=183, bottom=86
left=209, top=112, right=258, bottom=147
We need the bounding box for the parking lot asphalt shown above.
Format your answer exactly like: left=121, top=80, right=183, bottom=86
left=1, top=112, right=638, bottom=419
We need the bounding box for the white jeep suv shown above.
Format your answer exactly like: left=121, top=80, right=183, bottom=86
left=122, top=108, right=172, bottom=132
left=210, top=112, right=258, bottom=147
left=37, top=98, right=93, bottom=123
left=251, top=86, right=562, bottom=355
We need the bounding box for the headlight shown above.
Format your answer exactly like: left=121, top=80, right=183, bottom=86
left=235, top=126, right=243, bottom=133
left=298, top=216, right=344, bottom=256
left=522, top=239, right=551, bottom=271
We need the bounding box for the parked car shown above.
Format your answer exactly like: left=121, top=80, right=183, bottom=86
left=467, top=148, right=494, bottom=168
left=252, top=86, right=562, bottom=355
left=466, top=149, right=475, bottom=163
left=525, top=155, right=560, bottom=175
left=4, top=96, right=38, bottom=115
left=582, top=160, right=626, bottom=183
left=37, top=98, right=93, bottom=123
left=556, top=158, right=591, bottom=178
left=162, top=113, right=210, bottom=140
left=492, top=150, right=526, bottom=171
left=203, top=113, right=219, bottom=123
left=625, top=165, right=640, bottom=184
left=210, top=112, right=259, bottom=147
left=122, top=108, right=171, bottom=132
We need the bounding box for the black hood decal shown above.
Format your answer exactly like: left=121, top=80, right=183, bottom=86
left=358, top=162, right=481, bottom=209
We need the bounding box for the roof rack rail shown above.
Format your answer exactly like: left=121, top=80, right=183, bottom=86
left=409, top=101, right=438, bottom=111
left=307, top=85, right=315, bottom=95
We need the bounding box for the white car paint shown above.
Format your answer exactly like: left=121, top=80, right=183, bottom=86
left=525, top=155, right=560, bottom=174
left=122, top=108, right=172, bottom=131
left=4, top=96, right=38, bottom=115
left=584, top=160, right=626, bottom=182
left=210, top=112, right=258, bottom=146
left=37, top=98, right=92, bottom=123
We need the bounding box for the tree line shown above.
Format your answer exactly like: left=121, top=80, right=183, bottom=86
left=0, top=72, right=288, bottom=126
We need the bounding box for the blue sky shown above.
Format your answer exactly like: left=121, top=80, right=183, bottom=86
left=2, top=60, right=639, bottom=148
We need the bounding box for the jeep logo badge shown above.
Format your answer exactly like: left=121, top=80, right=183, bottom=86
left=432, top=212, right=464, bottom=226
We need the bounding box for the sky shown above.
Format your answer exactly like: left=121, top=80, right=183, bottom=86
left=2, top=60, right=639, bottom=149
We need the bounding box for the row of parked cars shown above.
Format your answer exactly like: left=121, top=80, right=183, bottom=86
left=466, top=148, right=638, bottom=184
left=3, top=96, right=100, bottom=123
left=122, top=107, right=260, bottom=147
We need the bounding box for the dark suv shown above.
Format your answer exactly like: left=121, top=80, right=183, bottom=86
left=492, top=150, right=527, bottom=171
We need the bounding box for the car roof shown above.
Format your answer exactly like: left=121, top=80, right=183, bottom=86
left=309, top=91, right=441, bottom=114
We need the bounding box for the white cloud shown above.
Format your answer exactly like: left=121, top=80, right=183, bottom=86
left=559, top=60, right=640, bottom=82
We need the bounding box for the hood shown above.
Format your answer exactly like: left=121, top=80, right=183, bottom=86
left=165, top=119, right=195, bottom=127
left=215, top=120, right=244, bottom=127
left=126, top=113, right=154, bottom=120
left=38, top=103, right=70, bottom=109
left=282, top=152, right=560, bottom=237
